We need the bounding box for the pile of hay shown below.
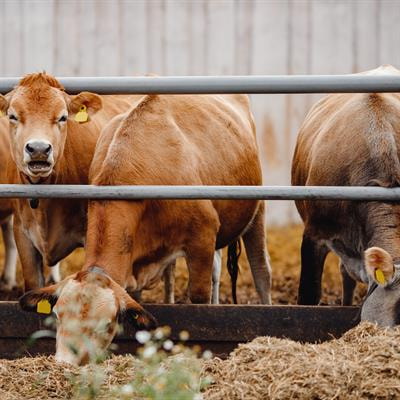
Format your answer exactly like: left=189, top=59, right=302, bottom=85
left=1, top=323, right=400, bottom=399
left=0, top=355, right=140, bottom=399
left=203, top=322, right=400, bottom=399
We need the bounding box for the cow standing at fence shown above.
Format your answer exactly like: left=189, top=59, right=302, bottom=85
left=20, top=93, right=272, bottom=364
left=292, top=64, right=400, bottom=326
left=0, top=118, right=18, bottom=291
left=0, top=73, right=142, bottom=291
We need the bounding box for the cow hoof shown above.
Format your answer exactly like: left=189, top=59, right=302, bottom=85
left=0, top=279, right=18, bottom=292
left=175, top=294, right=191, bottom=304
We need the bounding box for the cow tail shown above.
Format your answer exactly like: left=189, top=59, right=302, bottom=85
left=227, top=239, right=242, bottom=304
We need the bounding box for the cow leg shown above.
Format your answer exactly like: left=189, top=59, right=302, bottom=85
left=186, top=240, right=215, bottom=304
left=14, top=221, right=44, bottom=291
left=340, top=260, right=356, bottom=306
left=163, top=261, right=175, bottom=304
left=297, top=233, right=329, bottom=305
left=242, top=202, right=272, bottom=304
left=47, top=262, right=61, bottom=284
left=0, top=217, right=18, bottom=291
left=211, top=250, right=222, bottom=304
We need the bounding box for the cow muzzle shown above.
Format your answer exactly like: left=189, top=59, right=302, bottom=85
left=24, top=140, right=54, bottom=175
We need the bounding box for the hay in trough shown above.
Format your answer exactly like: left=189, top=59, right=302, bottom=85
left=1, top=322, right=400, bottom=399
left=0, top=355, right=140, bottom=399
left=203, top=322, right=400, bottom=400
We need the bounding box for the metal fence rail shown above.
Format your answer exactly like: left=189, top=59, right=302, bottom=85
left=1, top=75, right=400, bottom=94
left=0, top=185, right=399, bottom=201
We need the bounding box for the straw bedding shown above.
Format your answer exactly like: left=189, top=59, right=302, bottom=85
left=0, top=355, right=140, bottom=399
left=0, top=322, right=399, bottom=399
left=203, top=322, right=400, bottom=400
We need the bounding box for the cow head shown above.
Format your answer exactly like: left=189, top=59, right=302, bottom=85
left=0, top=73, right=102, bottom=183
left=19, top=267, right=156, bottom=365
left=361, top=247, right=400, bottom=326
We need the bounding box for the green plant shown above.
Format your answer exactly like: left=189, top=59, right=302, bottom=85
left=112, top=327, right=212, bottom=400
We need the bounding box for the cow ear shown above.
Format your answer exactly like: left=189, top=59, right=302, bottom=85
left=365, top=247, right=395, bottom=286
left=67, top=92, right=102, bottom=123
left=112, top=283, right=157, bottom=330
left=0, top=94, right=9, bottom=117
left=122, top=298, right=157, bottom=331
left=19, top=283, right=60, bottom=313
left=19, top=273, right=76, bottom=313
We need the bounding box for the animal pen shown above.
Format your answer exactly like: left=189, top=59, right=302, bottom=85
left=1, top=73, right=400, bottom=359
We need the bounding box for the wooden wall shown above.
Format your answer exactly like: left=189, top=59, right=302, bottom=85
left=1, top=0, right=399, bottom=224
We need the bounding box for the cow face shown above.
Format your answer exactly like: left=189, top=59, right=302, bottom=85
left=361, top=247, right=400, bottom=326
left=19, top=269, right=156, bottom=365
left=0, top=73, right=102, bottom=183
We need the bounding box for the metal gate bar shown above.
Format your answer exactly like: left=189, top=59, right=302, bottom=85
left=0, top=184, right=399, bottom=201
left=1, top=75, right=400, bottom=94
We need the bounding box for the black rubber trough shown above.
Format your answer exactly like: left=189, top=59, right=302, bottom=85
left=0, top=302, right=360, bottom=359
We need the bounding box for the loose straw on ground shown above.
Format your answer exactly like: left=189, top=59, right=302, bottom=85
left=0, top=322, right=399, bottom=399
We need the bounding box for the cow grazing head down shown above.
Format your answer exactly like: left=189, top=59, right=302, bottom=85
left=361, top=247, right=400, bottom=326
left=19, top=267, right=156, bottom=365
left=0, top=72, right=102, bottom=183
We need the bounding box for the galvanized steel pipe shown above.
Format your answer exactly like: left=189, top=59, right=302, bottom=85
left=1, top=75, right=400, bottom=94
left=0, top=185, right=399, bottom=201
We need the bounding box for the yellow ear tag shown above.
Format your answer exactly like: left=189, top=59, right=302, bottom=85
left=0, top=110, right=4, bottom=117
left=37, top=299, right=51, bottom=314
left=74, top=105, right=88, bottom=123
left=375, top=268, right=386, bottom=285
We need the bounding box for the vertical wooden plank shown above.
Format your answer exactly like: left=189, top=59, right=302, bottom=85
left=21, top=0, right=54, bottom=73
left=251, top=0, right=290, bottom=225
left=76, top=0, right=97, bottom=76
left=285, top=0, right=312, bottom=223
left=234, top=0, right=254, bottom=75
left=0, top=1, right=6, bottom=75
left=3, top=0, right=24, bottom=76
left=53, top=0, right=79, bottom=76
left=308, top=0, right=353, bottom=116
left=146, top=0, right=166, bottom=75
left=188, top=0, right=207, bottom=75
left=120, top=0, right=147, bottom=76
left=353, top=0, right=379, bottom=71
left=378, top=0, right=400, bottom=67
left=205, top=0, right=235, bottom=74
left=93, top=0, right=121, bottom=76
left=165, top=0, right=190, bottom=75
left=310, top=0, right=353, bottom=74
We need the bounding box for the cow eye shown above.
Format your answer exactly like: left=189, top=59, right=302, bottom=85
left=58, top=115, right=67, bottom=123
left=8, top=114, right=18, bottom=123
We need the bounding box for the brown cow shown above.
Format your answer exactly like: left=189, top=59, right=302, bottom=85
left=0, top=73, right=140, bottom=291
left=0, top=118, right=18, bottom=290
left=0, top=118, right=61, bottom=289
left=21, top=93, right=272, bottom=364
left=292, top=65, right=400, bottom=326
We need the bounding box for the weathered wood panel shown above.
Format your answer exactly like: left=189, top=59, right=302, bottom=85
left=1, top=0, right=400, bottom=224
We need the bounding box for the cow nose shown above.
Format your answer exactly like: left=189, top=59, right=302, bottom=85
left=25, top=141, right=52, bottom=159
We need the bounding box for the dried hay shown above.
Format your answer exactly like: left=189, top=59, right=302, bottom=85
left=1, top=323, right=400, bottom=399
left=0, top=354, right=140, bottom=399
left=203, top=322, right=400, bottom=400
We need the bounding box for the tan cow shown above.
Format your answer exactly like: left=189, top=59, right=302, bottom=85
left=21, top=93, right=272, bottom=364
left=292, top=65, right=400, bottom=326
left=0, top=73, right=140, bottom=291
left=0, top=118, right=18, bottom=290
left=0, top=116, right=61, bottom=290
